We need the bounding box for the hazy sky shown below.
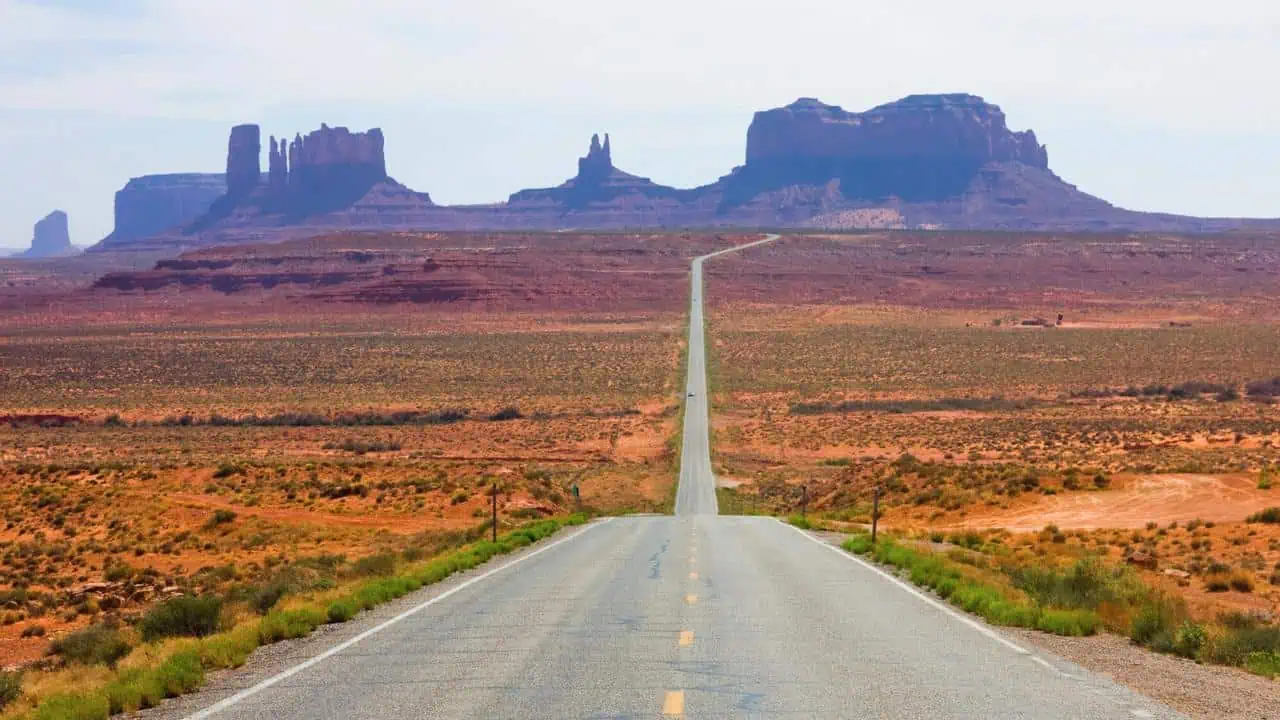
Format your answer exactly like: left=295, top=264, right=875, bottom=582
left=2, top=0, right=1279, bottom=248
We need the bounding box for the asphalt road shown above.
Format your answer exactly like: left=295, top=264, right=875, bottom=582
left=182, top=235, right=1182, bottom=719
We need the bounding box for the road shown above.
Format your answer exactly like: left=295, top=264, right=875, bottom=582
left=182, top=235, right=1181, bottom=719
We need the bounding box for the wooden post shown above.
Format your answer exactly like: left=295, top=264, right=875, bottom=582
left=872, top=485, right=880, bottom=545
left=491, top=482, right=498, bottom=543
left=801, top=484, right=808, bottom=519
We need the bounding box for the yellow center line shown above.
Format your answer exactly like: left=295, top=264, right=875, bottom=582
left=685, top=594, right=698, bottom=605
left=679, top=630, right=694, bottom=646
left=662, top=690, right=685, bottom=716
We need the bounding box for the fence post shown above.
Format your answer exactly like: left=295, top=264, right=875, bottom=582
left=872, top=485, right=880, bottom=545
left=491, top=482, right=498, bottom=543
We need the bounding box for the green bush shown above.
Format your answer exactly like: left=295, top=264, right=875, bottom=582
left=50, top=625, right=132, bottom=667
left=35, top=692, right=110, bottom=720
left=1245, top=651, right=1280, bottom=678
left=258, top=607, right=326, bottom=644
left=139, top=596, right=223, bottom=642
left=1130, top=596, right=1182, bottom=646
left=103, top=651, right=205, bottom=714
left=843, top=534, right=874, bottom=555
left=327, top=599, right=358, bottom=624
left=1173, top=622, right=1207, bottom=659
left=1036, top=609, right=1100, bottom=636
left=787, top=514, right=813, bottom=530
left=0, top=670, right=21, bottom=710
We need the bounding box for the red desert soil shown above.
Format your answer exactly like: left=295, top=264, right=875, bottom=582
left=956, top=474, right=1273, bottom=530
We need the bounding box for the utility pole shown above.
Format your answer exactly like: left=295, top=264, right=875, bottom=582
left=872, top=485, right=881, bottom=545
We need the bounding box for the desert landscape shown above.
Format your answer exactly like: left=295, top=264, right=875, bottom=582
left=700, top=231, right=1280, bottom=686
left=0, top=227, right=1277, bottom=717
left=0, top=232, right=766, bottom=678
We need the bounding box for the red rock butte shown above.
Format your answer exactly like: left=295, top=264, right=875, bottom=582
left=89, top=94, right=1280, bottom=253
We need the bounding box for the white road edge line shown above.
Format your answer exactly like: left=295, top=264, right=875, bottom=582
left=184, top=518, right=614, bottom=719
left=777, top=519, right=1077, bottom=679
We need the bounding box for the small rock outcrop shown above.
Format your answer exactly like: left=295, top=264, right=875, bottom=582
left=723, top=94, right=1051, bottom=205
left=508, top=133, right=686, bottom=209
left=104, top=173, right=227, bottom=245
left=19, top=210, right=77, bottom=258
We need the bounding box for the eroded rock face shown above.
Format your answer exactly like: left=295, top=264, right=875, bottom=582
left=107, top=173, right=227, bottom=245
left=226, top=124, right=262, bottom=197
left=725, top=94, right=1050, bottom=205
left=274, top=124, right=389, bottom=215
left=22, top=210, right=74, bottom=258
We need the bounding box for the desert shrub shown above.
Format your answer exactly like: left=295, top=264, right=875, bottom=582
left=1203, top=625, right=1280, bottom=666
left=326, top=599, right=358, bottom=624
left=787, top=514, right=813, bottom=530
left=1229, top=571, right=1255, bottom=593
left=488, top=406, right=523, bottom=422
left=212, top=463, right=243, bottom=479
left=1093, top=473, right=1111, bottom=489
left=204, top=509, right=237, bottom=528
left=1204, top=573, right=1231, bottom=592
left=50, top=625, right=131, bottom=667
left=1011, top=557, right=1142, bottom=610
left=1245, top=376, right=1280, bottom=399
left=329, top=439, right=401, bottom=455
left=1130, top=595, right=1183, bottom=647
left=139, top=596, right=223, bottom=642
left=1173, top=621, right=1207, bottom=659
left=246, top=582, right=288, bottom=614
left=1246, top=507, right=1280, bottom=524
left=21, top=624, right=46, bottom=638
left=0, top=670, right=21, bottom=710
left=1246, top=651, right=1280, bottom=678
left=352, top=553, right=396, bottom=578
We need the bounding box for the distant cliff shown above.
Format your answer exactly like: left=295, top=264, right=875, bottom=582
left=18, top=210, right=78, bottom=258
left=87, top=95, right=1280, bottom=252
left=105, top=173, right=226, bottom=245
left=722, top=94, right=1050, bottom=205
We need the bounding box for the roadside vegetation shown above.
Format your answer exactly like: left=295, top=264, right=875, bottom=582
left=0, top=515, right=587, bottom=719
left=841, top=530, right=1280, bottom=678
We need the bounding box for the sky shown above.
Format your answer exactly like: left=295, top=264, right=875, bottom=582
left=1, top=0, right=1279, bottom=249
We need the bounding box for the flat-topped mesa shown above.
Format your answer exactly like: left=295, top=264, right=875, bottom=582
left=225, top=124, right=262, bottom=197
left=104, top=174, right=227, bottom=246
left=727, top=93, right=1051, bottom=205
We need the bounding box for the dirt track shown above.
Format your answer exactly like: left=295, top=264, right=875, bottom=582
left=959, top=474, right=1274, bottom=530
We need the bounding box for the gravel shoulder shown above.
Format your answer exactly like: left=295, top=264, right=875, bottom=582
left=1010, top=628, right=1278, bottom=720
left=128, top=520, right=604, bottom=720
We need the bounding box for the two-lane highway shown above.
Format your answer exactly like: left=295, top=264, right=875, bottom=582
left=179, top=235, right=1182, bottom=719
